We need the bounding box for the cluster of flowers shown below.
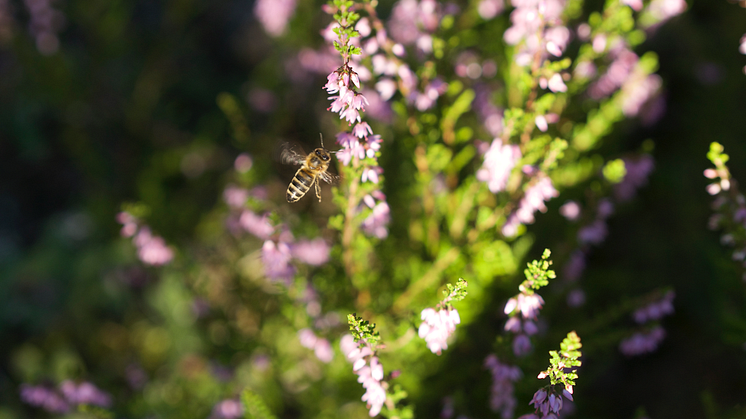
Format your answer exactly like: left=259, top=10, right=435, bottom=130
left=324, top=7, right=394, bottom=240
left=503, top=291, right=544, bottom=356
left=502, top=175, right=559, bottom=237
left=521, top=386, right=574, bottom=419
left=341, top=334, right=386, bottom=417
left=484, top=354, right=522, bottom=419
left=504, top=0, right=570, bottom=67
left=619, top=290, right=675, bottom=356
left=20, top=380, right=112, bottom=413
left=117, top=212, right=175, bottom=266
left=223, top=182, right=331, bottom=285
left=418, top=279, right=467, bottom=355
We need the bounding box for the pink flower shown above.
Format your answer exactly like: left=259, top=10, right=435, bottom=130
left=478, top=0, right=504, bottom=20
left=418, top=308, right=461, bottom=355
left=503, top=177, right=558, bottom=236
left=504, top=293, right=545, bottom=319
left=547, top=73, right=568, bottom=92
left=512, top=334, right=532, bottom=356
left=133, top=228, right=174, bottom=266
left=559, top=201, right=580, bottom=220
left=577, top=220, right=607, bottom=245
left=362, top=202, right=391, bottom=239
left=211, top=398, right=244, bottom=419
left=476, top=139, right=521, bottom=193
left=341, top=334, right=386, bottom=417
left=223, top=185, right=249, bottom=209
left=239, top=210, right=274, bottom=239
left=291, top=238, right=330, bottom=266
left=20, top=384, right=70, bottom=413
left=633, top=291, right=675, bottom=324
left=622, top=0, right=643, bottom=11
left=362, top=165, right=383, bottom=183
left=261, top=240, right=296, bottom=283
left=619, top=326, right=666, bottom=356
left=484, top=355, right=522, bottom=418
left=59, top=381, right=112, bottom=407
left=234, top=153, right=253, bottom=173
left=254, top=0, right=297, bottom=37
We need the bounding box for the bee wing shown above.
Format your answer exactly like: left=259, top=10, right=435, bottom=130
left=320, top=171, right=340, bottom=185
left=281, top=144, right=306, bottom=166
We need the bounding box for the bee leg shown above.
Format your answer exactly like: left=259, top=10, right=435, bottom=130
left=315, top=178, right=321, bottom=202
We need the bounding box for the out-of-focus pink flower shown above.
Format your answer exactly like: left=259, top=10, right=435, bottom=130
left=589, top=49, right=638, bottom=100
left=503, top=177, right=559, bottom=236
left=619, top=326, right=666, bottom=356
left=132, top=227, right=174, bottom=266
left=512, top=333, right=532, bottom=356
left=262, top=240, right=295, bottom=283
left=239, top=210, right=274, bottom=239
left=254, top=0, right=297, bottom=37
left=362, top=202, right=391, bottom=239
left=547, top=73, right=568, bottom=92
left=291, top=238, right=330, bottom=266
left=298, top=328, right=334, bottom=363
left=418, top=308, right=461, bottom=355
left=223, top=185, right=249, bottom=209
left=59, top=381, right=112, bottom=407
left=477, top=139, right=521, bottom=193
left=577, top=220, right=607, bottom=245
left=559, top=201, right=580, bottom=220
left=633, top=291, right=675, bottom=324
left=622, top=0, right=643, bottom=11
left=645, top=0, right=686, bottom=24
left=478, top=0, right=504, bottom=20
left=620, top=73, right=661, bottom=116
left=211, top=398, right=244, bottom=419
left=20, top=384, right=70, bottom=413
left=234, top=153, right=253, bottom=173
left=484, top=354, right=522, bottom=419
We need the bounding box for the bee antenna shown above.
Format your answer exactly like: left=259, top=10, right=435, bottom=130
left=319, top=133, right=324, bottom=149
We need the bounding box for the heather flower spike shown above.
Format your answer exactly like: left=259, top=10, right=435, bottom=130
left=418, top=279, right=468, bottom=355
left=504, top=250, right=555, bottom=356
left=527, top=331, right=582, bottom=418
left=346, top=314, right=386, bottom=416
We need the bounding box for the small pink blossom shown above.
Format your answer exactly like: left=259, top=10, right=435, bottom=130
left=223, top=185, right=249, bottom=209
left=418, top=308, right=461, bottom=355
left=619, top=326, right=666, bottom=356
left=239, top=210, right=274, bottom=239
left=211, top=398, right=244, bottom=419
left=291, top=238, right=330, bottom=266
left=254, top=0, right=297, bottom=37
left=362, top=202, right=390, bottom=239
left=559, top=201, right=580, bottom=220
left=477, top=139, right=521, bottom=193
left=547, top=73, right=568, bottom=92
left=261, top=240, right=295, bottom=283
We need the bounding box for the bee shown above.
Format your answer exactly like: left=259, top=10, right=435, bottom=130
left=281, top=135, right=338, bottom=203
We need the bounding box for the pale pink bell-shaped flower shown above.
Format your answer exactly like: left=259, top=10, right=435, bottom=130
left=476, top=139, right=522, bottom=193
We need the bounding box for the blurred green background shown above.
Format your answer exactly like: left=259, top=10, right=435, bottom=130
left=2, top=0, right=746, bottom=418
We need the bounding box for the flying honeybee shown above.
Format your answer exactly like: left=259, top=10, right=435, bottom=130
left=281, top=135, right=338, bottom=203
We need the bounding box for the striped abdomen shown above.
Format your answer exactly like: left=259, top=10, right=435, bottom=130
left=286, top=167, right=317, bottom=202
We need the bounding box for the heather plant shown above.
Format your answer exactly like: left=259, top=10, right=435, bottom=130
left=4, top=0, right=746, bottom=419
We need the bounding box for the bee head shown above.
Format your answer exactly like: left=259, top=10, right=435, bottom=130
left=314, top=148, right=330, bottom=162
